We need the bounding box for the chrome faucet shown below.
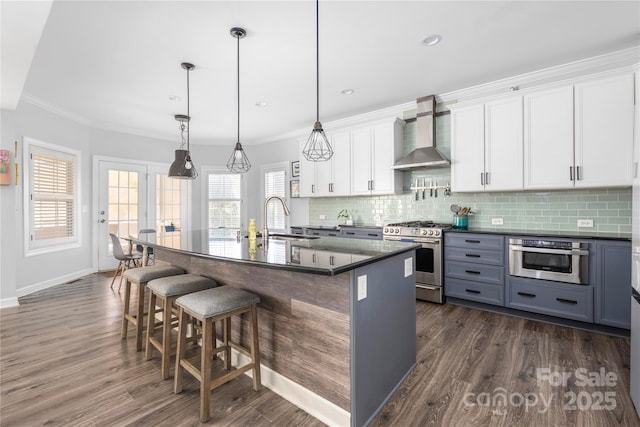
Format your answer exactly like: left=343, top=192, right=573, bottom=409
left=263, top=195, right=291, bottom=241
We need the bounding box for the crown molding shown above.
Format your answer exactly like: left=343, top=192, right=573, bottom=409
left=436, top=46, right=640, bottom=105
left=20, top=92, right=93, bottom=127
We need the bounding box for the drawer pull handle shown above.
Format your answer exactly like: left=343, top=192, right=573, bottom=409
left=465, top=270, right=481, bottom=275
left=517, top=292, right=536, bottom=298
left=556, top=298, right=578, bottom=305
left=328, top=233, right=338, bottom=236
left=465, top=289, right=481, bottom=294
left=465, top=254, right=481, bottom=258
left=465, top=239, right=481, bottom=244
left=346, top=232, right=355, bottom=235
left=367, top=233, right=379, bottom=237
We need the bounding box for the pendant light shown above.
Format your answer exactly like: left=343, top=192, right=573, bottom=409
left=302, top=0, right=333, bottom=162
left=226, top=27, right=251, bottom=173
left=168, top=62, right=198, bottom=179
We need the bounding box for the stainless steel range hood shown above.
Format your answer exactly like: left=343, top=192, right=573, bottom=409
left=392, top=95, right=450, bottom=170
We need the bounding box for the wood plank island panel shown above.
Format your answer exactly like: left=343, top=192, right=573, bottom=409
left=156, top=248, right=352, bottom=411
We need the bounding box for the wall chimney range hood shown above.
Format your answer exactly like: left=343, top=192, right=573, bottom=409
left=392, top=95, right=450, bottom=170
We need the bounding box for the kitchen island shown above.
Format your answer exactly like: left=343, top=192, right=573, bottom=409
left=130, top=231, right=419, bottom=427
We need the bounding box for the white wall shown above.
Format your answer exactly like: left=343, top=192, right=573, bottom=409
left=0, top=100, right=307, bottom=305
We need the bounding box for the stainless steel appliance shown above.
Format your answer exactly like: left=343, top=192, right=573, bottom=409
left=509, top=238, right=589, bottom=285
left=383, top=221, right=450, bottom=303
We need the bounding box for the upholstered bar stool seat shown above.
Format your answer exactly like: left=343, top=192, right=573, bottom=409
left=121, top=264, right=185, bottom=351
left=174, top=286, right=261, bottom=423
left=146, top=274, right=219, bottom=379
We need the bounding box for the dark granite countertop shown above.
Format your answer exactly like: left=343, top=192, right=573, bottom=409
left=292, top=224, right=383, bottom=230
left=128, top=230, right=419, bottom=276
left=446, top=227, right=631, bottom=241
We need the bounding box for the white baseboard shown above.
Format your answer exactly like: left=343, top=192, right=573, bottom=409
left=15, top=268, right=95, bottom=298
left=225, top=341, right=351, bottom=427
left=0, top=297, right=19, bottom=308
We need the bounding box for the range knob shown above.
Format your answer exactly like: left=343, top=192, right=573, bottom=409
left=428, top=230, right=434, bottom=236
left=421, top=229, right=428, bottom=236
left=383, top=227, right=388, bottom=233
left=434, top=230, right=441, bottom=237
left=395, top=228, right=400, bottom=234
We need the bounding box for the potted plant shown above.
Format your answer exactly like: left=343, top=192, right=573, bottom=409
left=165, top=222, right=176, bottom=232
left=337, top=209, right=352, bottom=225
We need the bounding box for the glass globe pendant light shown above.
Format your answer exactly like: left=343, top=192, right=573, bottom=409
left=226, top=27, right=251, bottom=173
left=168, top=62, right=198, bottom=179
left=302, top=0, right=333, bottom=162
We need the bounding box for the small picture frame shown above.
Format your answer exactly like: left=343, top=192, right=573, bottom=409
left=290, top=179, right=300, bottom=198
left=291, top=161, right=300, bottom=177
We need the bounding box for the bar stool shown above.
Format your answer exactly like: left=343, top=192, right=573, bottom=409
left=121, top=264, right=185, bottom=351
left=146, top=274, right=219, bottom=380
left=174, top=286, right=261, bottom=423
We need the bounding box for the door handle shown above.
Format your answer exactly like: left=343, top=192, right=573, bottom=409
left=517, top=292, right=536, bottom=298
left=480, top=173, right=484, bottom=186
left=485, top=172, right=489, bottom=185
left=465, top=289, right=481, bottom=294
left=465, top=270, right=481, bottom=275
left=556, top=298, right=578, bottom=305
left=99, top=219, right=106, bottom=223
left=569, top=166, right=574, bottom=181
left=576, top=166, right=581, bottom=181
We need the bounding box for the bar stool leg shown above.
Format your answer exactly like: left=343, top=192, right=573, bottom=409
left=174, top=307, right=187, bottom=394
left=121, top=279, right=132, bottom=339
left=161, top=296, right=174, bottom=379
left=223, top=317, right=231, bottom=370
left=135, top=281, right=145, bottom=351
left=200, top=318, right=213, bottom=422
left=145, top=291, right=157, bottom=361
left=250, top=304, right=261, bottom=391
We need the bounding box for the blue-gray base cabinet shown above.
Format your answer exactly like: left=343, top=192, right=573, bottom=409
left=506, top=276, right=594, bottom=323
left=595, top=240, right=632, bottom=329
left=444, top=233, right=505, bottom=307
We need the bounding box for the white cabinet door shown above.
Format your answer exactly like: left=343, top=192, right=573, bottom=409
left=329, top=131, right=351, bottom=196
left=350, top=127, right=373, bottom=195
left=451, top=104, right=485, bottom=192
left=299, top=247, right=316, bottom=267
left=524, top=85, right=574, bottom=190
left=314, top=157, right=332, bottom=197
left=316, top=251, right=352, bottom=269
left=370, top=122, right=400, bottom=195
left=298, top=139, right=316, bottom=197
left=485, top=97, right=523, bottom=191
left=574, top=74, right=635, bottom=188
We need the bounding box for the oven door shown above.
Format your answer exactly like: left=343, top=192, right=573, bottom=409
left=414, top=239, right=441, bottom=286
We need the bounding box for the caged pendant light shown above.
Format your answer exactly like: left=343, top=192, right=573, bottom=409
left=168, top=62, right=198, bottom=179
left=302, top=0, right=333, bottom=162
left=226, top=27, right=251, bottom=173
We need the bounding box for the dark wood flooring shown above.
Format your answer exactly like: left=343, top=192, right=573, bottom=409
left=1, top=272, right=639, bottom=426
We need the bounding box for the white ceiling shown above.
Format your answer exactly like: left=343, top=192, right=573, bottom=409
left=4, top=1, right=640, bottom=146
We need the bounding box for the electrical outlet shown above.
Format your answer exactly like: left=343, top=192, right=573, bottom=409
left=319, top=214, right=326, bottom=220
left=577, top=219, right=594, bottom=228
left=491, top=218, right=504, bottom=225
left=357, top=275, right=367, bottom=301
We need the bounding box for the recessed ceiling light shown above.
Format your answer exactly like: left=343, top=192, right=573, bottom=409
left=255, top=101, right=268, bottom=107
left=168, top=95, right=181, bottom=102
left=422, top=34, right=442, bottom=46
left=341, top=89, right=354, bottom=95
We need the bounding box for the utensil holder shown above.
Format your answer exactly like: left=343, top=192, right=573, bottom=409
left=452, top=214, right=468, bottom=229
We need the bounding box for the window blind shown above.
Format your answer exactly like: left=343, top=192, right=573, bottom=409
left=208, top=173, right=241, bottom=239
left=264, top=169, right=286, bottom=231
left=31, top=150, right=76, bottom=243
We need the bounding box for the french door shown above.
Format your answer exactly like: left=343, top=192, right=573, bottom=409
left=97, top=160, right=148, bottom=271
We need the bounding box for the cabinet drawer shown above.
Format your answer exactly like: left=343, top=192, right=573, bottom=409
left=506, top=278, right=593, bottom=323
left=341, top=228, right=383, bottom=240
left=445, top=261, right=504, bottom=285
left=445, top=247, right=503, bottom=266
left=445, top=233, right=504, bottom=252
left=445, top=278, right=504, bottom=306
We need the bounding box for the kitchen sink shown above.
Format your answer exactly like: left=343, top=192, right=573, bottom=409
left=269, top=234, right=320, bottom=241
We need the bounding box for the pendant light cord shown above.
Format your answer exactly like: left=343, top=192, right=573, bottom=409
left=316, top=0, right=319, bottom=123
left=186, top=66, right=190, bottom=151
left=237, top=33, right=241, bottom=144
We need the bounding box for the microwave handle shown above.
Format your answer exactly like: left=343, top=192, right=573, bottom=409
left=510, top=245, right=589, bottom=256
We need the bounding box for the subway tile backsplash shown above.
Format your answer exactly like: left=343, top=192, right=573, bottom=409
left=307, top=113, right=632, bottom=233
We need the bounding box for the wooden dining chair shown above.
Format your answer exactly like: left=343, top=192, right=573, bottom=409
left=109, top=233, right=142, bottom=291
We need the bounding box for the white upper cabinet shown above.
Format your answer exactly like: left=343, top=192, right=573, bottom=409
left=315, top=131, right=351, bottom=197
left=574, top=73, right=634, bottom=188
left=524, top=86, right=575, bottom=189
left=451, top=97, right=523, bottom=192
left=451, top=104, right=485, bottom=192
left=350, top=119, right=403, bottom=196
left=524, top=73, right=634, bottom=190
left=298, top=139, right=317, bottom=197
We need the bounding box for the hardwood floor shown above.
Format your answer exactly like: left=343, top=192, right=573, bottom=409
left=1, top=273, right=639, bottom=426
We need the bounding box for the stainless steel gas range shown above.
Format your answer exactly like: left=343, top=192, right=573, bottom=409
left=383, top=221, right=451, bottom=303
